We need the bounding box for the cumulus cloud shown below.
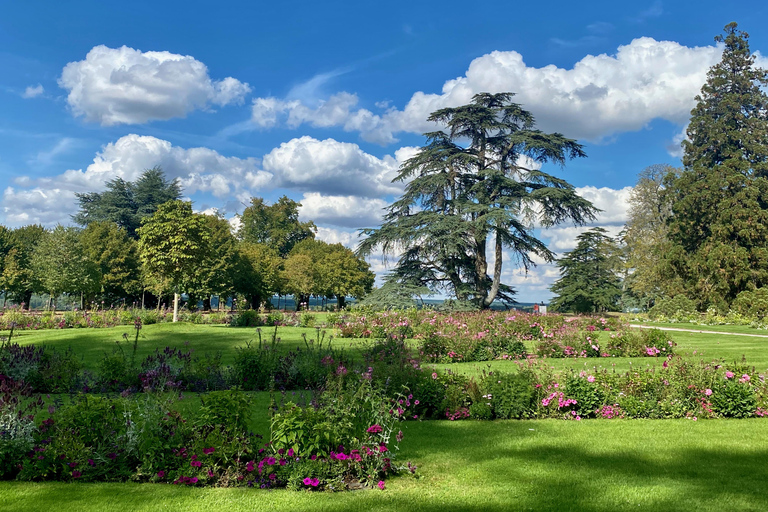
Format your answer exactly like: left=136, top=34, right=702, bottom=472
left=262, top=136, right=417, bottom=197
left=22, top=84, right=44, bottom=98
left=59, top=45, right=251, bottom=125
left=250, top=37, right=734, bottom=144
left=298, top=192, right=387, bottom=228
left=3, top=134, right=272, bottom=226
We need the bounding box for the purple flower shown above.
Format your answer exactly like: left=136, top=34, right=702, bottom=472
left=191, top=460, right=202, bottom=468
left=377, top=480, right=385, bottom=490
left=203, top=447, right=215, bottom=455
left=157, top=471, right=166, bottom=478
left=72, top=470, right=81, bottom=479
left=265, top=457, right=276, bottom=466
left=279, top=458, right=287, bottom=466
left=303, top=477, right=313, bottom=486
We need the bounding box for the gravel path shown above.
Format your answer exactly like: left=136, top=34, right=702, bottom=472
left=630, top=324, right=768, bottom=338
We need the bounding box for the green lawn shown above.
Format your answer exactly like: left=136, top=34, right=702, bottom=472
left=4, top=322, right=768, bottom=511
left=2, top=418, right=767, bottom=511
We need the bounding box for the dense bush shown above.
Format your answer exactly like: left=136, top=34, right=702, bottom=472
left=648, top=296, right=698, bottom=321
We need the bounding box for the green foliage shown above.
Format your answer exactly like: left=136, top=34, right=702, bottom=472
left=270, top=402, right=335, bottom=457
left=137, top=200, right=210, bottom=321
left=198, top=389, right=252, bottom=432
left=732, top=288, right=768, bottom=319
left=358, top=92, right=596, bottom=308
left=485, top=372, right=537, bottom=419
left=74, top=167, right=181, bottom=239
left=550, top=227, right=622, bottom=313
left=564, top=372, right=605, bottom=418
left=238, top=196, right=316, bottom=258
left=2, top=225, right=46, bottom=306
left=622, top=164, right=682, bottom=308
left=31, top=226, right=100, bottom=306
left=667, top=24, right=768, bottom=310
left=710, top=375, right=758, bottom=418
left=80, top=222, right=141, bottom=303
left=648, top=295, right=698, bottom=320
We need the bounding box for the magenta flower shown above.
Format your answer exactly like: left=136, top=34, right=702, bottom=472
left=157, top=470, right=166, bottom=478
left=246, top=461, right=255, bottom=472
left=190, top=477, right=198, bottom=484
left=265, top=457, right=276, bottom=466
left=287, top=448, right=295, bottom=457
left=279, top=458, right=287, bottom=466
left=191, top=460, right=202, bottom=468
left=377, top=480, right=385, bottom=490
left=310, top=478, right=319, bottom=487
left=72, top=470, right=81, bottom=478
left=303, top=477, right=313, bottom=486
left=367, top=424, right=383, bottom=434
left=203, top=447, right=215, bottom=455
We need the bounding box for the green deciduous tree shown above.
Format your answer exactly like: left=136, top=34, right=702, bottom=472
left=237, top=196, right=316, bottom=257
left=189, top=214, right=239, bottom=310
left=550, top=227, right=622, bottom=313
left=137, top=200, right=210, bottom=322
left=74, top=167, right=181, bottom=238
left=622, top=164, right=682, bottom=308
left=291, top=239, right=375, bottom=309
left=358, top=92, right=596, bottom=308
left=80, top=221, right=142, bottom=305
left=2, top=225, right=46, bottom=308
left=667, top=23, right=768, bottom=311
left=30, top=226, right=99, bottom=310
left=236, top=242, right=284, bottom=310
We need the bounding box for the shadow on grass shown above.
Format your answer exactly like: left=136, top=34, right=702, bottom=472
left=3, top=419, right=768, bottom=512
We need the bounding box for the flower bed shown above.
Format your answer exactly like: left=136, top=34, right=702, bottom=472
left=332, top=310, right=669, bottom=362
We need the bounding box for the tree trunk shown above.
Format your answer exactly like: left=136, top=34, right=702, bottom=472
left=250, top=293, right=262, bottom=310
left=203, top=296, right=212, bottom=312
left=483, top=231, right=504, bottom=308
left=173, top=292, right=179, bottom=322
left=337, top=295, right=346, bottom=310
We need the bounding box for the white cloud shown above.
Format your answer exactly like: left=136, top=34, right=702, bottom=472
left=298, top=192, right=387, bottom=228
left=575, top=185, right=633, bottom=225
left=249, top=37, right=736, bottom=144
left=22, top=84, right=44, bottom=98
left=59, top=45, right=251, bottom=125
left=262, top=136, right=416, bottom=197
left=2, top=134, right=272, bottom=226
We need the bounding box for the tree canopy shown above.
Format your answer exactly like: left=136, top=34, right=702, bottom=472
left=667, top=23, right=768, bottom=310
left=238, top=196, right=316, bottom=257
left=74, top=167, right=181, bottom=238
left=358, top=92, right=596, bottom=308
left=136, top=200, right=210, bottom=321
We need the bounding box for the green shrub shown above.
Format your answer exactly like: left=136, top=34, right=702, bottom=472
left=198, top=389, right=252, bottom=432
left=710, top=374, right=758, bottom=418
left=648, top=295, right=698, bottom=321
left=486, top=372, right=537, bottom=419
left=732, top=288, right=768, bottom=320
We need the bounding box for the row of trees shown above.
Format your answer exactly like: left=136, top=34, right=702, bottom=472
left=550, top=23, right=768, bottom=313
left=0, top=171, right=374, bottom=318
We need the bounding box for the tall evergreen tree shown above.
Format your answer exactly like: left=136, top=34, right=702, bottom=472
left=550, top=227, right=622, bottom=313
left=74, top=167, right=181, bottom=238
left=358, top=92, right=596, bottom=308
left=667, top=23, right=768, bottom=310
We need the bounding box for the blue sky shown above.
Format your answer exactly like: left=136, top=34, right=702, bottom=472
left=2, top=1, right=767, bottom=302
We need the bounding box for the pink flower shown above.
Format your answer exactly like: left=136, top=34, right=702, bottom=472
left=587, top=375, right=595, bottom=383
left=367, top=424, right=383, bottom=434
left=740, top=374, right=751, bottom=383
left=725, top=371, right=735, bottom=379
left=704, top=388, right=712, bottom=396
left=432, top=372, right=438, bottom=380
left=378, top=480, right=386, bottom=490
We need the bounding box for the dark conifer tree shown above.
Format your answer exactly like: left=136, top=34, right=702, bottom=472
left=667, top=23, right=768, bottom=310
left=358, top=92, right=596, bottom=308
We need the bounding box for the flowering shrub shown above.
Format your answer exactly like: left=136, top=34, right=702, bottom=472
left=332, top=310, right=660, bottom=362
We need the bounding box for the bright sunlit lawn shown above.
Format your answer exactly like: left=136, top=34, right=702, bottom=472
left=3, top=321, right=768, bottom=511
